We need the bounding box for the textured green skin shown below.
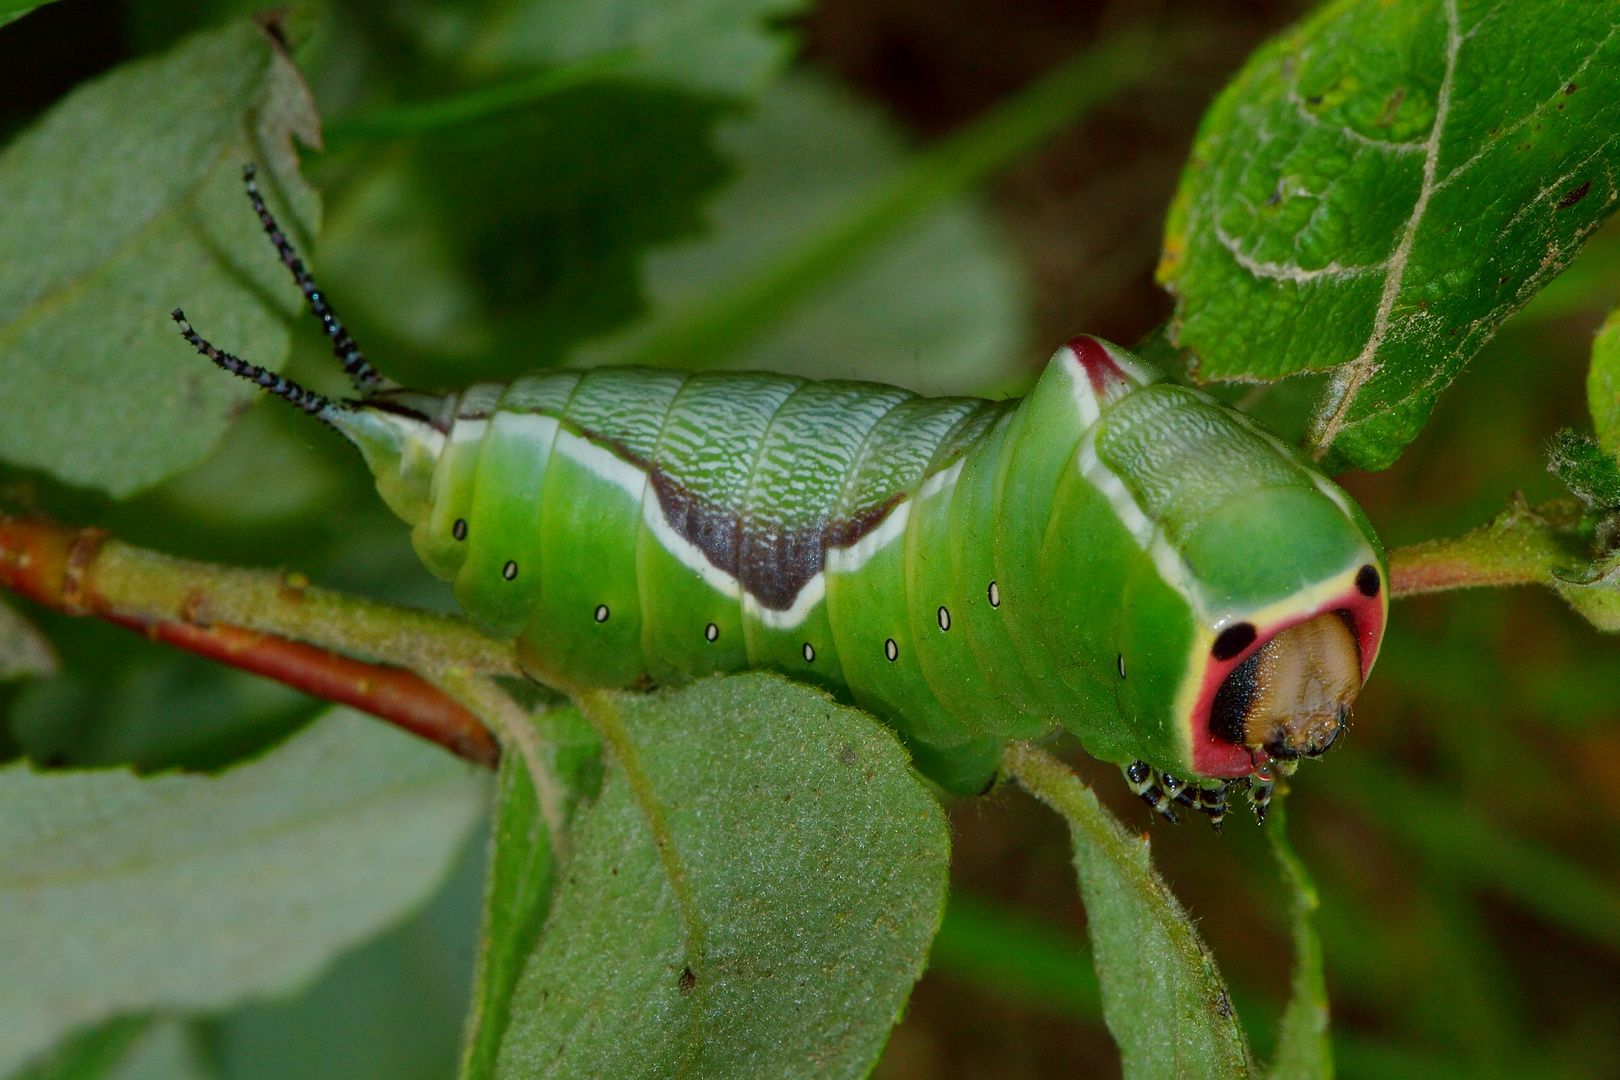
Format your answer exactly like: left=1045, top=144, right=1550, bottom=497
left=337, top=339, right=1383, bottom=794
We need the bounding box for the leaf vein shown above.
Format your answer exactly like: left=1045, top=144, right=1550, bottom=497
left=1306, top=0, right=1462, bottom=458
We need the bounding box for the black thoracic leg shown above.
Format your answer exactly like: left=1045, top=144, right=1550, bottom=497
left=1249, top=772, right=1275, bottom=823
left=1123, top=761, right=1180, bottom=823
left=1250, top=757, right=1299, bottom=824
left=1161, top=771, right=1198, bottom=810
left=1196, top=782, right=1229, bottom=833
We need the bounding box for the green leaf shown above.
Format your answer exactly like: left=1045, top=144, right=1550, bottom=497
left=0, top=17, right=320, bottom=497
left=208, top=817, right=493, bottom=1080
left=0, top=708, right=488, bottom=1074
left=0, top=0, right=61, bottom=28
left=323, top=50, right=636, bottom=143
left=1265, top=800, right=1332, bottom=1080
left=6, top=1017, right=153, bottom=1080
left=1159, top=0, right=1620, bottom=471
left=1588, top=304, right=1620, bottom=454
left=464, top=0, right=806, bottom=99
left=1545, top=427, right=1620, bottom=511
left=490, top=674, right=949, bottom=1080
left=1005, top=743, right=1253, bottom=1080
left=589, top=35, right=1153, bottom=384
left=316, top=84, right=732, bottom=383
left=0, top=599, right=55, bottom=682
left=575, top=71, right=1031, bottom=394
left=459, top=707, right=601, bottom=1080
left=1553, top=549, right=1620, bottom=632
left=12, top=1018, right=214, bottom=1080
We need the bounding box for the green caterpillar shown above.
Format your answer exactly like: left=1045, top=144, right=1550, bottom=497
left=174, top=166, right=1387, bottom=825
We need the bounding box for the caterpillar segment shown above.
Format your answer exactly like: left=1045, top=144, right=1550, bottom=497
left=176, top=166, right=1389, bottom=808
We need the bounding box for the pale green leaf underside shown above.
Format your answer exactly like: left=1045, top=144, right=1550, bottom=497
left=0, top=597, right=56, bottom=682
left=0, top=19, right=320, bottom=497
left=0, top=710, right=487, bottom=1075
left=574, top=71, right=1029, bottom=395
left=492, top=674, right=949, bottom=1080
left=1162, top=0, right=1620, bottom=471
left=460, top=708, right=600, bottom=1080
left=1012, top=747, right=1252, bottom=1080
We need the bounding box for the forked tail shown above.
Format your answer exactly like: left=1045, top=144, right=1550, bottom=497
left=172, top=163, right=393, bottom=420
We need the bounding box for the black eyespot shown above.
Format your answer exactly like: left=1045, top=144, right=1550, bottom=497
left=1356, top=563, right=1381, bottom=597
left=1210, top=649, right=1262, bottom=745
left=1211, top=622, right=1257, bottom=661
left=452, top=518, right=468, bottom=541
left=502, top=560, right=518, bottom=581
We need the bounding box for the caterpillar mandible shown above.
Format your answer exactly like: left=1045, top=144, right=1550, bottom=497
left=175, top=166, right=1387, bottom=826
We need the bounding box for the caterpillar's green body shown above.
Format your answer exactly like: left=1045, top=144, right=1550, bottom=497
left=324, top=336, right=1387, bottom=794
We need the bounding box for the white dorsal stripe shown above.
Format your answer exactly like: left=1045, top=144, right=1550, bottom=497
left=1058, top=346, right=1102, bottom=428
left=826, top=502, right=911, bottom=577
left=1075, top=430, right=1151, bottom=546
left=1075, top=427, right=1204, bottom=615
left=640, top=496, right=744, bottom=600
left=744, top=574, right=825, bottom=630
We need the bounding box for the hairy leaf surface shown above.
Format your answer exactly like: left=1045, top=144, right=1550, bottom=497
left=0, top=709, right=486, bottom=1074
left=1007, top=745, right=1252, bottom=1080
left=491, top=674, right=949, bottom=1080
left=459, top=708, right=601, bottom=1080
left=1160, top=0, right=1620, bottom=471
left=0, top=18, right=320, bottom=497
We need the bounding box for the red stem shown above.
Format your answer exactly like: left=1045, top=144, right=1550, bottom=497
left=0, top=515, right=498, bottom=768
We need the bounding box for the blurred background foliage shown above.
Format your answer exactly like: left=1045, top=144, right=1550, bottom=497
left=2, top=0, right=1619, bottom=1077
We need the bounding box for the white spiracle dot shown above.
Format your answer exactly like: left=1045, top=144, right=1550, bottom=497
left=502, top=560, right=518, bottom=581
left=802, top=642, right=816, bottom=663
left=1117, top=653, right=1126, bottom=679
left=594, top=604, right=610, bottom=623
left=705, top=623, right=719, bottom=642
left=987, top=581, right=1000, bottom=607
left=937, top=606, right=951, bottom=632
left=452, top=518, right=468, bottom=541
left=884, top=638, right=898, bottom=662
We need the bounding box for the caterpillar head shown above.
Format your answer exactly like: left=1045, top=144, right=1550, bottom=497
left=1209, top=607, right=1366, bottom=761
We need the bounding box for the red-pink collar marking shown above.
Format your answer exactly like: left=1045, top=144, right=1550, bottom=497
left=1187, top=584, right=1386, bottom=778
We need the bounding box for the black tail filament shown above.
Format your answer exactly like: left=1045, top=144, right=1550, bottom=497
left=241, top=163, right=385, bottom=395
left=171, top=309, right=333, bottom=417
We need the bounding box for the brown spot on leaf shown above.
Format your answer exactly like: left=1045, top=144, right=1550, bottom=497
left=679, top=966, right=696, bottom=996
left=1375, top=86, right=1406, bottom=128
left=1566, top=82, right=1579, bottom=94
left=1558, top=180, right=1592, bottom=209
